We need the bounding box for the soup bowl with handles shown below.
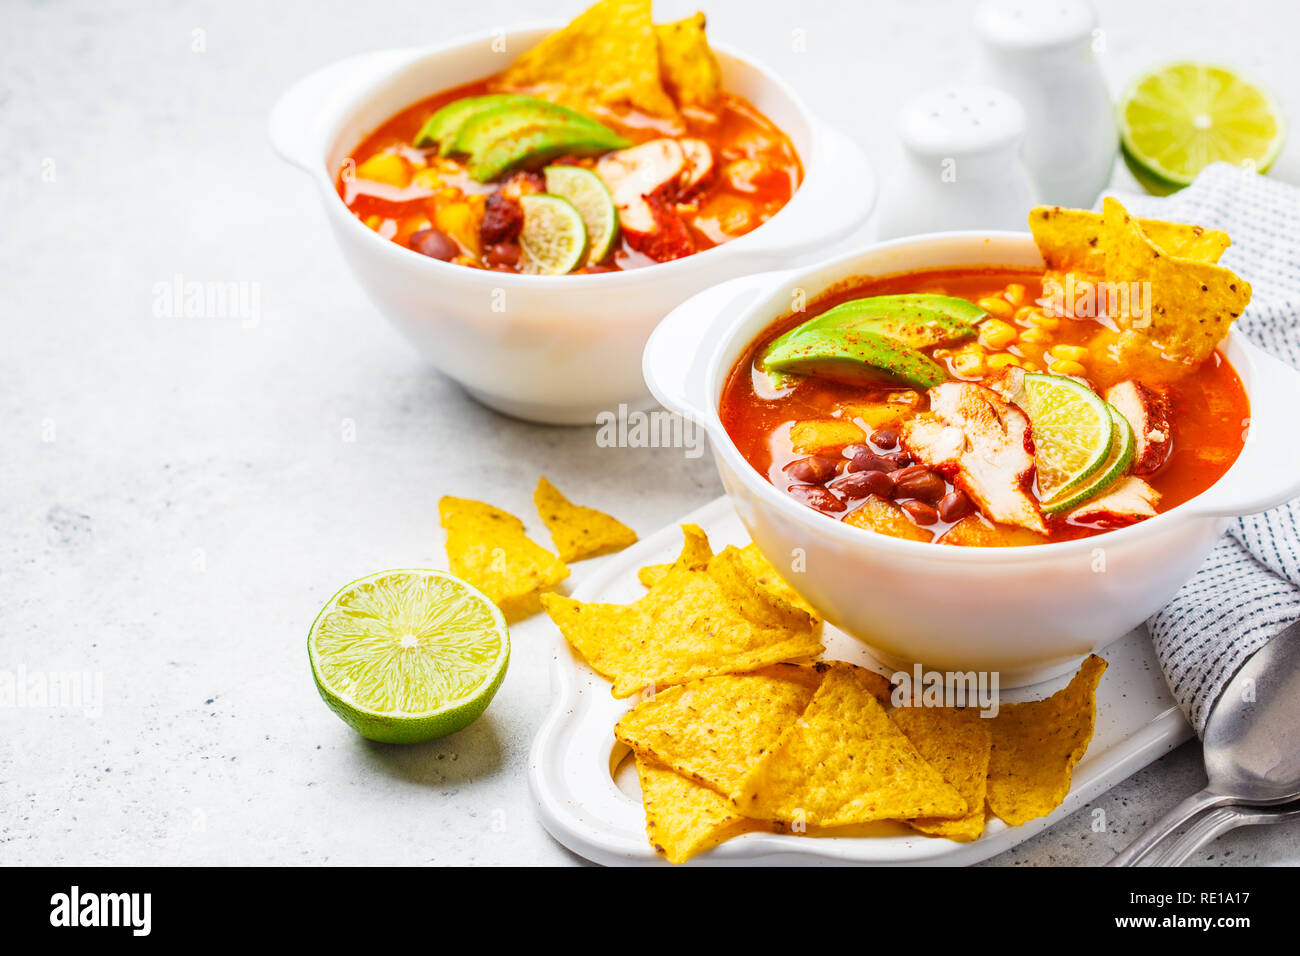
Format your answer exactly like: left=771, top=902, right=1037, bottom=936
left=643, top=233, right=1300, bottom=687
left=268, top=24, right=874, bottom=425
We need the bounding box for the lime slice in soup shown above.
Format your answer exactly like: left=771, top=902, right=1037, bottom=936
left=543, top=165, right=619, bottom=265
left=1120, top=63, right=1286, bottom=192
left=308, top=569, right=510, bottom=744
left=1017, top=373, right=1114, bottom=505
left=1042, top=406, right=1136, bottom=516
left=519, top=194, right=589, bottom=275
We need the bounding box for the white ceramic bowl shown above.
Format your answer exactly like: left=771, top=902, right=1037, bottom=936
left=644, top=233, right=1300, bottom=686
left=269, top=25, right=874, bottom=424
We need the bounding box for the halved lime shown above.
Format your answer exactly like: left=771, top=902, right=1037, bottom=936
left=1043, top=407, right=1136, bottom=516
left=543, top=165, right=619, bottom=265
left=518, top=194, right=588, bottom=275
left=1120, top=63, right=1286, bottom=192
left=1018, top=373, right=1113, bottom=505
left=308, top=569, right=509, bottom=744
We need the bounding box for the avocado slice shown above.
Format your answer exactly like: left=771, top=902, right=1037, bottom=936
left=761, top=327, right=948, bottom=389
left=467, top=122, right=630, bottom=182
left=780, top=295, right=985, bottom=350
left=453, top=100, right=625, bottom=155
left=414, top=95, right=536, bottom=154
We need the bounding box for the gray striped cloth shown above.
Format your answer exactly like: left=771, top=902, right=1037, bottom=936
left=1108, top=163, right=1300, bottom=734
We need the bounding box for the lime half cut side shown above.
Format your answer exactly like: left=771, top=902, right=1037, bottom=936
left=519, top=194, right=588, bottom=275
left=1120, top=62, right=1286, bottom=190
left=543, top=165, right=619, bottom=265
left=309, top=569, right=509, bottom=744
left=1019, top=373, right=1114, bottom=505
left=1043, top=406, right=1136, bottom=516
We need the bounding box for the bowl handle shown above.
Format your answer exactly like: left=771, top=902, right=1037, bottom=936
left=739, top=120, right=875, bottom=266
left=269, top=49, right=416, bottom=174
left=1185, top=343, right=1300, bottom=518
left=642, top=271, right=789, bottom=425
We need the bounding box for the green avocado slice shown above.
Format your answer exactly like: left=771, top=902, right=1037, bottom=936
left=783, top=295, right=985, bottom=349
left=453, top=100, right=625, bottom=155
left=467, top=122, right=630, bottom=182
left=414, top=95, right=536, bottom=154
left=761, top=327, right=948, bottom=389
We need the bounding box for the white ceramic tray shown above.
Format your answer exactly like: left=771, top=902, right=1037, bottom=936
left=528, top=497, right=1193, bottom=866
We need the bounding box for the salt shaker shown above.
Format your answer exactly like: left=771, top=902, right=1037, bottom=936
left=877, top=86, right=1036, bottom=239
left=972, top=0, right=1117, bottom=208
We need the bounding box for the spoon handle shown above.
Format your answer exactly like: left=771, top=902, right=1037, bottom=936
left=1145, top=807, right=1246, bottom=867
left=1105, top=789, right=1227, bottom=867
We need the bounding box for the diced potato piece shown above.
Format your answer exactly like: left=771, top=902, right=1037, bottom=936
left=788, top=419, right=865, bottom=455
left=843, top=495, right=933, bottom=542
left=435, top=201, right=481, bottom=257
left=412, top=167, right=443, bottom=190
left=356, top=153, right=412, bottom=188
left=835, top=402, right=908, bottom=430
left=939, top=514, right=1047, bottom=547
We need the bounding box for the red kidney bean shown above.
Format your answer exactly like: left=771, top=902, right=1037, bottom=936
left=884, top=451, right=912, bottom=469
left=832, top=469, right=894, bottom=499
left=893, top=467, right=947, bottom=503
left=410, top=228, right=458, bottom=261
left=901, top=500, right=939, bottom=525
left=784, top=455, right=840, bottom=484
left=871, top=427, right=900, bottom=450
left=846, top=448, right=894, bottom=474
left=787, top=483, right=846, bottom=512
left=485, top=241, right=521, bottom=267
left=938, top=489, right=976, bottom=523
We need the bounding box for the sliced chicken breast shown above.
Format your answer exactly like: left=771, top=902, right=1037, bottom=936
left=595, top=139, right=697, bottom=261
left=1068, top=476, right=1160, bottom=527
left=1105, top=380, right=1173, bottom=476
left=902, top=382, right=1048, bottom=535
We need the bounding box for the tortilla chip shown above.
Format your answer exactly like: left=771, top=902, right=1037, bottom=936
left=891, top=706, right=992, bottom=841
left=656, top=13, right=721, bottom=109
left=1029, top=205, right=1231, bottom=271
left=541, top=563, right=823, bottom=698
left=616, top=664, right=831, bottom=795
left=533, top=477, right=637, bottom=562
left=986, top=654, right=1108, bottom=826
left=637, top=523, right=713, bottom=587
left=1099, top=197, right=1251, bottom=376
left=733, top=663, right=968, bottom=827
left=496, top=0, right=678, bottom=121
left=706, top=545, right=819, bottom=633
left=439, top=496, right=568, bottom=620
left=636, top=757, right=756, bottom=863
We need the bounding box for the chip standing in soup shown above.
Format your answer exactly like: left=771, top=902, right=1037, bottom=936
left=719, top=200, right=1253, bottom=546
left=338, top=0, right=802, bottom=275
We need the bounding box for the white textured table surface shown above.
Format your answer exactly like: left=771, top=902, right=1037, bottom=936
left=4, top=0, right=1299, bottom=866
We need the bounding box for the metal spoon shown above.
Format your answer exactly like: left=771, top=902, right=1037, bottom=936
left=1143, top=801, right=1300, bottom=867
left=1108, top=617, right=1300, bottom=866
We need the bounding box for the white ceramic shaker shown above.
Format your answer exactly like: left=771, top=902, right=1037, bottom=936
left=876, top=86, right=1036, bottom=239
left=972, top=0, right=1117, bottom=208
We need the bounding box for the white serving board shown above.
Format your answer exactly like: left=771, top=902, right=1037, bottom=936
left=528, top=497, right=1193, bottom=866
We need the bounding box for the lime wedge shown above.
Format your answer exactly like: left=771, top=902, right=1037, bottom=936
left=1120, top=63, right=1286, bottom=191
left=1044, top=407, right=1136, bottom=516
left=543, top=165, right=619, bottom=265
left=308, top=569, right=509, bottom=744
left=518, top=194, right=588, bottom=275
left=1018, top=373, right=1113, bottom=505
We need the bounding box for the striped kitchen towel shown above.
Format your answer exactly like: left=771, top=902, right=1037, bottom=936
left=1108, top=163, right=1300, bottom=734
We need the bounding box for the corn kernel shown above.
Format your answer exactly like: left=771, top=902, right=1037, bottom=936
left=1013, top=305, right=1038, bottom=325
left=1019, top=327, right=1053, bottom=345
left=1029, top=313, right=1060, bottom=331
left=364, top=214, right=383, bottom=231
left=355, top=153, right=412, bottom=188
left=412, top=168, right=443, bottom=190
left=1049, top=359, right=1088, bottom=377
left=1022, top=361, right=1043, bottom=373
left=953, top=353, right=985, bottom=376
left=987, top=353, right=1023, bottom=370
left=1003, top=283, right=1027, bottom=307
left=977, top=296, right=1015, bottom=319
left=1048, top=344, right=1089, bottom=362
left=978, top=319, right=1017, bottom=350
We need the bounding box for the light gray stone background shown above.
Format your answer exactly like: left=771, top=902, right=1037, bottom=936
left=4, top=0, right=1298, bottom=866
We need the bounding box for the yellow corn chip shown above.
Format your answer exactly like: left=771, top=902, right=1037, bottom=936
left=734, top=663, right=968, bottom=827
left=891, top=706, right=992, bottom=841
left=1029, top=204, right=1231, bottom=271
left=541, top=565, right=823, bottom=698
left=533, top=477, right=637, bottom=562
left=732, top=543, right=822, bottom=626
left=496, top=0, right=678, bottom=120
left=637, top=523, right=713, bottom=588
left=616, top=664, right=829, bottom=795
left=986, top=654, right=1108, bottom=826
left=656, top=13, right=721, bottom=109
left=636, top=757, right=756, bottom=863
left=438, top=496, right=568, bottom=620
left=1100, top=197, right=1251, bottom=376
left=706, top=545, right=820, bottom=633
